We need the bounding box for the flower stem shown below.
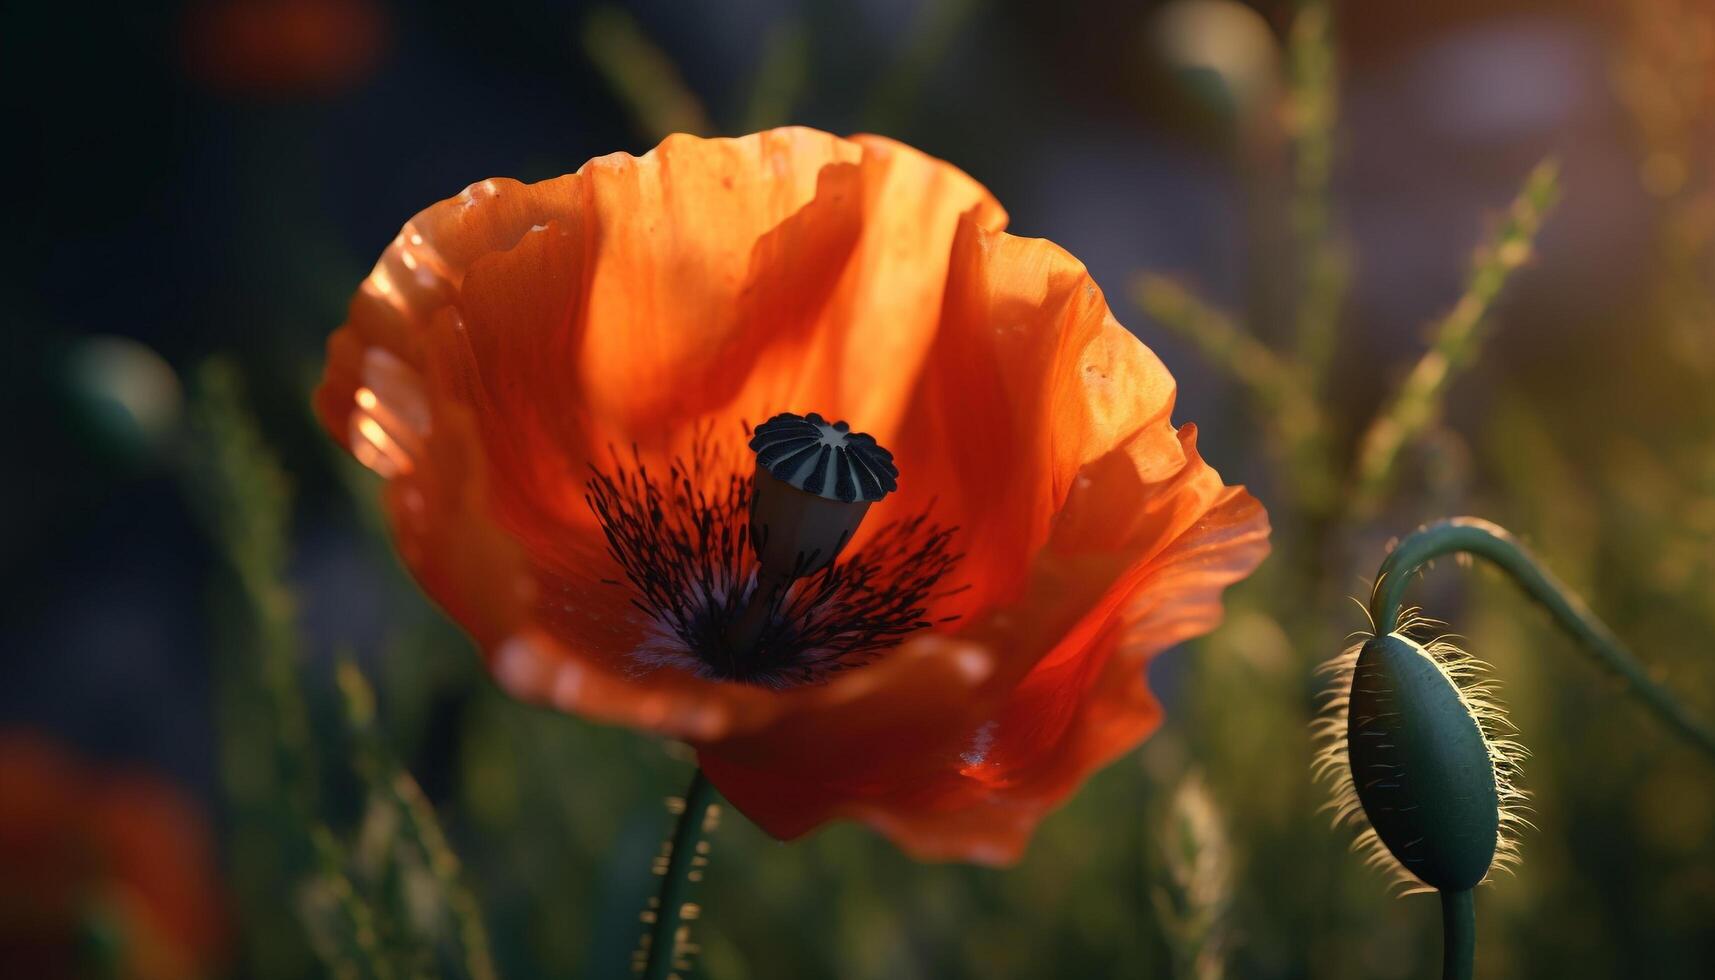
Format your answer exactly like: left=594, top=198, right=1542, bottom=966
left=1370, top=516, right=1715, bottom=761
left=1439, top=888, right=1475, bottom=980
left=642, top=768, right=720, bottom=980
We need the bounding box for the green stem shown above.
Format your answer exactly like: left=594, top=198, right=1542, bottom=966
left=1439, top=888, right=1475, bottom=980
left=1286, top=0, right=1344, bottom=386
left=1370, top=516, right=1715, bottom=760
left=1348, top=160, right=1559, bottom=514
left=336, top=661, right=497, bottom=980
left=642, top=769, right=720, bottom=980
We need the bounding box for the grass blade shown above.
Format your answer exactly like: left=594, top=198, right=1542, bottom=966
left=337, top=659, right=500, bottom=980
left=187, top=360, right=391, bottom=979
left=1134, top=275, right=1335, bottom=509
left=1350, top=159, right=1560, bottom=511
left=582, top=6, right=713, bottom=141
left=1285, top=0, right=1349, bottom=383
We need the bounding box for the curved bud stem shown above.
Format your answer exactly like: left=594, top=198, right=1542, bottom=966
left=1370, top=516, right=1715, bottom=761
left=1439, top=888, right=1475, bottom=980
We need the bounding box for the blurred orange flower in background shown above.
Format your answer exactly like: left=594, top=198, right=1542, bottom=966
left=316, top=127, right=1269, bottom=864
left=181, top=0, right=387, bottom=97
left=0, top=733, right=225, bottom=979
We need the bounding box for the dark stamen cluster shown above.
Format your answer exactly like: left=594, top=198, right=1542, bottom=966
left=585, top=428, right=962, bottom=688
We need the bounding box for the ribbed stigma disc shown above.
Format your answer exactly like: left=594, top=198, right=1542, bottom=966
left=749, top=412, right=897, bottom=503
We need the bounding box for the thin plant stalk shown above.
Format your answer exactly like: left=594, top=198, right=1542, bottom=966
left=190, top=361, right=391, bottom=979
left=1350, top=161, right=1561, bottom=512
left=336, top=661, right=499, bottom=980
left=1134, top=274, right=1334, bottom=510
left=741, top=21, right=809, bottom=132
left=1285, top=0, right=1347, bottom=386
left=640, top=769, right=721, bottom=980
left=862, top=0, right=981, bottom=131
left=1370, top=517, right=1715, bottom=760
left=308, top=826, right=392, bottom=980
left=1439, top=888, right=1475, bottom=980
left=582, top=6, right=713, bottom=141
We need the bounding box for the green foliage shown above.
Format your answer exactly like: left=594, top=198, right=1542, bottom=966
left=1151, top=773, right=1232, bottom=980
left=189, top=364, right=500, bottom=980
left=186, top=360, right=328, bottom=979
left=1349, top=160, right=1561, bottom=512
left=338, top=659, right=500, bottom=980
left=1285, top=0, right=1347, bottom=386
left=861, top=0, right=982, bottom=133
left=583, top=6, right=714, bottom=142
left=742, top=22, right=811, bottom=133
left=1128, top=4, right=1708, bottom=977
left=1133, top=274, right=1334, bottom=509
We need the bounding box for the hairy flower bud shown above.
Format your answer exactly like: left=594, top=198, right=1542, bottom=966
left=1346, top=634, right=1499, bottom=892
left=1315, top=620, right=1526, bottom=895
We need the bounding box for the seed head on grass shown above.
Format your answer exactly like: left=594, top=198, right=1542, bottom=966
left=1152, top=772, right=1232, bottom=980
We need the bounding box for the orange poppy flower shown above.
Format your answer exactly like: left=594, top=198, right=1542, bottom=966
left=0, top=733, right=225, bottom=979
left=316, top=127, right=1269, bottom=864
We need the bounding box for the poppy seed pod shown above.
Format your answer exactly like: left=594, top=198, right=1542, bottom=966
left=747, top=411, right=896, bottom=580
left=726, top=412, right=898, bottom=654
left=1347, top=634, right=1499, bottom=891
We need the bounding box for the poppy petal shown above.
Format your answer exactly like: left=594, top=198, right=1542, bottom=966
left=695, top=222, right=1269, bottom=864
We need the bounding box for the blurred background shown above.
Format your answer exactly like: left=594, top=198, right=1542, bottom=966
left=5, top=0, right=1715, bottom=976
